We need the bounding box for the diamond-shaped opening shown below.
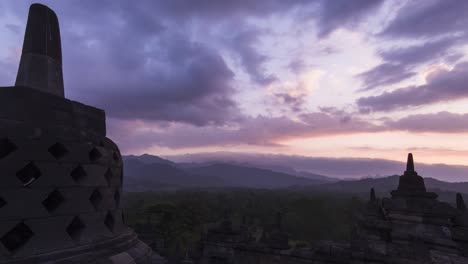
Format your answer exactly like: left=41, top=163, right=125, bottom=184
left=113, top=151, right=119, bottom=162
left=71, top=165, right=87, bottom=183
left=0, top=222, right=34, bottom=253
left=48, top=142, right=68, bottom=160
left=114, top=190, right=120, bottom=207
left=89, top=147, right=102, bottom=162
left=0, top=138, right=17, bottom=160
left=16, top=162, right=41, bottom=186
left=66, top=216, right=85, bottom=242
left=105, top=211, right=115, bottom=232
left=89, top=188, right=102, bottom=210
left=42, top=189, right=65, bottom=212
left=0, top=197, right=6, bottom=209
left=104, top=168, right=113, bottom=185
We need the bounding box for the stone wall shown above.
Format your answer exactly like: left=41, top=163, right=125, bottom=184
left=0, top=86, right=153, bottom=263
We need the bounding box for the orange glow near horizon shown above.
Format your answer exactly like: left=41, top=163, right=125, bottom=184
left=124, top=131, right=468, bottom=166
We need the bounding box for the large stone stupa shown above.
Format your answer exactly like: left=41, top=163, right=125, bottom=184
left=0, top=4, right=155, bottom=263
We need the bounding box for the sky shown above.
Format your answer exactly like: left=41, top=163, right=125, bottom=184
left=2, top=0, right=468, bottom=167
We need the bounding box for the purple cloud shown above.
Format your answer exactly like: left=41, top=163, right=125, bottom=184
left=386, top=112, right=468, bottom=133
left=380, top=37, right=460, bottom=65
left=358, top=37, right=463, bottom=90
left=274, top=93, right=306, bottom=113
left=357, top=63, right=416, bottom=91
left=381, top=0, right=468, bottom=39
left=358, top=62, right=468, bottom=111
left=228, top=29, right=277, bottom=85
left=1, top=0, right=388, bottom=126
left=108, top=112, right=381, bottom=152
left=357, top=0, right=468, bottom=91
left=316, top=0, right=385, bottom=37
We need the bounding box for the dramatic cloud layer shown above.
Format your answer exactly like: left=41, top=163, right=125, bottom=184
left=1, top=0, right=468, bottom=169
left=381, top=1, right=468, bottom=38
left=358, top=62, right=468, bottom=112
left=358, top=37, right=463, bottom=90
left=109, top=112, right=381, bottom=152
left=357, top=0, right=468, bottom=91
left=386, top=112, right=468, bottom=133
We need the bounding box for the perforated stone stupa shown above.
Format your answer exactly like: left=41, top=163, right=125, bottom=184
left=0, top=4, right=155, bottom=263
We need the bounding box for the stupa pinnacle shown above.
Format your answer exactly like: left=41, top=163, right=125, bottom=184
left=457, top=193, right=467, bottom=211
left=405, top=152, right=415, bottom=174
left=394, top=153, right=428, bottom=195
left=15, top=4, right=64, bottom=97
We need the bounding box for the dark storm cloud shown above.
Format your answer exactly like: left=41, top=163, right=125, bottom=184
left=2, top=0, right=241, bottom=126
left=358, top=62, right=468, bottom=112
left=66, top=31, right=238, bottom=126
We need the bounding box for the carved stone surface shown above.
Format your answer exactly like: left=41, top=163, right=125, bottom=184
left=0, top=3, right=159, bottom=264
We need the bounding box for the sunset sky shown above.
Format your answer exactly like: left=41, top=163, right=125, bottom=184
left=2, top=0, right=468, bottom=166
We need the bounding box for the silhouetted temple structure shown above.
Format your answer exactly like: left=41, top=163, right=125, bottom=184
left=200, top=154, right=468, bottom=263
left=351, top=153, right=468, bottom=263
left=0, top=4, right=159, bottom=264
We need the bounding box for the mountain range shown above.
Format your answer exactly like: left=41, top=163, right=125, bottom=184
left=122, top=156, right=328, bottom=191
left=164, top=152, right=468, bottom=182
left=122, top=154, right=468, bottom=198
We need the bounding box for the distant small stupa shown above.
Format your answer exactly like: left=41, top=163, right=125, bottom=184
left=392, top=153, right=431, bottom=197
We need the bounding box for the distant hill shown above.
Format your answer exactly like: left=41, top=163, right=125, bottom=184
left=123, top=154, right=175, bottom=165
left=122, top=156, right=321, bottom=191
left=176, top=160, right=335, bottom=182
left=124, top=154, right=335, bottom=182
left=314, top=175, right=468, bottom=194
left=165, top=151, right=468, bottom=182
left=188, top=163, right=322, bottom=188
left=123, top=159, right=224, bottom=191
left=299, top=175, right=468, bottom=204
left=122, top=154, right=468, bottom=200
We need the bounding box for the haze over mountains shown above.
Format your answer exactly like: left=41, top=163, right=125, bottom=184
left=122, top=154, right=468, bottom=197
left=165, top=152, right=468, bottom=182
left=123, top=155, right=329, bottom=191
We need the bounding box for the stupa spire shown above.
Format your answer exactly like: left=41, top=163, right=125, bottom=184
left=15, top=3, right=64, bottom=97
left=370, top=188, right=376, bottom=202
left=393, top=153, right=431, bottom=196
left=405, top=153, right=415, bottom=174
left=457, top=193, right=467, bottom=211
left=276, top=211, right=283, bottom=231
